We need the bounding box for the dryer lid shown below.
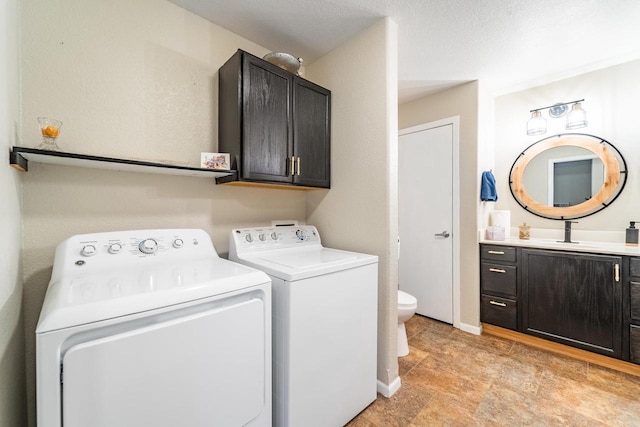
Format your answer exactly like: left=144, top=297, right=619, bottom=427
left=36, top=258, right=269, bottom=333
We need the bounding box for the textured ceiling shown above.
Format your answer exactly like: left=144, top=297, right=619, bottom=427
left=169, top=0, right=640, bottom=103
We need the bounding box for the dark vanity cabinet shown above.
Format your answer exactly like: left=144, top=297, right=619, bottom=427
left=480, top=245, right=518, bottom=330
left=217, top=50, right=331, bottom=188
left=480, top=244, right=632, bottom=362
left=521, top=249, right=622, bottom=358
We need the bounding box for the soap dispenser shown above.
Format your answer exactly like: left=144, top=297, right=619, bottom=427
left=626, top=222, right=639, bottom=247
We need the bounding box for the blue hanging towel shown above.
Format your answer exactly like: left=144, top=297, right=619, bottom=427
left=480, top=170, right=498, bottom=202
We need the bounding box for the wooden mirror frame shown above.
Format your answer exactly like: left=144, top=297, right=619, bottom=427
left=509, top=133, right=627, bottom=220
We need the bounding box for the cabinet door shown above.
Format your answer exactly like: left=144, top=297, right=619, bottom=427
left=293, top=78, right=330, bottom=188
left=242, top=55, right=293, bottom=183
left=522, top=249, right=622, bottom=358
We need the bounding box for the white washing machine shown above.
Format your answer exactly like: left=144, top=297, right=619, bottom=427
left=36, top=229, right=272, bottom=427
left=229, top=225, right=378, bottom=427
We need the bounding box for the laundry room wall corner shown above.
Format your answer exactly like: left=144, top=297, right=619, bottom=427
left=0, top=0, right=27, bottom=425
left=305, top=18, right=400, bottom=392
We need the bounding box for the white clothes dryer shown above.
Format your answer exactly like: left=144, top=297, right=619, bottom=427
left=36, top=229, right=272, bottom=427
left=229, top=226, right=378, bottom=427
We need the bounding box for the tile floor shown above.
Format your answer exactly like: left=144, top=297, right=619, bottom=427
left=348, top=315, right=640, bottom=426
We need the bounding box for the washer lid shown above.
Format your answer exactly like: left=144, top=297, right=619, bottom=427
left=36, top=257, right=270, bottom=333
left=237, top=247, right=378, bottom=281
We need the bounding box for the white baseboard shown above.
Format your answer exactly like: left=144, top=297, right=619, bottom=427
left=377, top=376, right=401, bottom=398
left=459, top=322, right=482, bottom=335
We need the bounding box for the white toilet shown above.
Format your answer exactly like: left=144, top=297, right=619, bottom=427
left=397, top=290, right=418, bottom=357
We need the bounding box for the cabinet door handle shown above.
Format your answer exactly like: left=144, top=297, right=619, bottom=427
left=489, top=268, right=506, bottom=273
left=615, top=263, right=620, bottom=282
left=489, top=300, right=507, bottom=307
left=487, top=250, right=505, bottom=255
left=290, top=157, right=295, bottom=176
left=296, top=157, right=301, bottom=176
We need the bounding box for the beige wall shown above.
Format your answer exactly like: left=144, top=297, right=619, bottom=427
left=398, top=81, right=480, bottom=327
left=0, top=0, right=27, bottom=425
left=20, top=1, right=307, bottom=424
left=305, top=19, right=400, bottom=388
left=494, top=59, right=640, bottom=232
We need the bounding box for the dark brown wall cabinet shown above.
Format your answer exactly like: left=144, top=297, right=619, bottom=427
left=480, top=244, right=631, bottom=363
left=217, top=50, right=331, bottom=188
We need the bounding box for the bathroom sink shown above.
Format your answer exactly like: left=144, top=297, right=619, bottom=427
left=531, top=240, right=605, bottom=250
left=498, top=238, right=616, bottom=252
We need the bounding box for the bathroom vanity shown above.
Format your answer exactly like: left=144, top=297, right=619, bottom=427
left=480, top=239, right=640, bottom=365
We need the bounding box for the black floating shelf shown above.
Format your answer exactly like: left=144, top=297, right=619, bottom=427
left=9, top=146, right=234, bottom=179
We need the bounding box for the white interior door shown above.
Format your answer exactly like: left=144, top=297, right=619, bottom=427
left=399, top=124, right=453, bottom=323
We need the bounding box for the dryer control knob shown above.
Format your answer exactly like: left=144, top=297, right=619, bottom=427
left=108, top=243, right=123, bottom=254
left=258, top=233, right=266, bottom=241
left=270, top=232, right=278, bottom=241
left=81, top=245, right=97, bottom=257
left=172, top=238, right=184, bottom=248
left=139, top=239, right=158, bottom=254
left=245, top=234, right=253, bottom=243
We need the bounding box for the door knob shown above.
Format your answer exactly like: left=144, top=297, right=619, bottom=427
left=434, top=231, right=450, bottom=238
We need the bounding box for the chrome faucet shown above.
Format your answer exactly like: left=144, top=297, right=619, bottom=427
left=560, top=220, right=579, bottom=243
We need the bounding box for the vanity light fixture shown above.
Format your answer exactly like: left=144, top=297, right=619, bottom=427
left=526, top=99, right=587, bottom=135
left=526, top=110, right=547, bottom=136
left=566, top=101, right=588, bottom=130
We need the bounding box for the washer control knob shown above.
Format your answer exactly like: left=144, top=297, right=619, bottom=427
left=172, top=238, right=184, bottom=248
left=258, top=233, right=266, bottom=241
left=245, top=234, right=253, bottom=243
left=139, top=239, right=158, bottom=254
left=108, top=243, right=123, bottom=254
left=271, top=232, right=278, bottom=241
left=81, top=245, right=97, bottom=257
left=295, top=229, right=307, bottom=241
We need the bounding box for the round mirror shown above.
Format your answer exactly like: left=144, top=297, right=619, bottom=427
left=509, top=133, right=627, bottom=220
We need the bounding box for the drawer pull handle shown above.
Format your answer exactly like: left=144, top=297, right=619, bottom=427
left=615, top=263, right=620, bottom=282
left=487, top=250, right=505, bottom=255
left=489, top=301, right=507, bottom=307
left=489, top=268, right=506, bottom=273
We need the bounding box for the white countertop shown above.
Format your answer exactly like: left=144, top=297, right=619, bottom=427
left=480, top=236, right=640, bottom=257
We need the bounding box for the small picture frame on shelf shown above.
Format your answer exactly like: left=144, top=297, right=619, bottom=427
left=201, top=152, right=230, bottom=170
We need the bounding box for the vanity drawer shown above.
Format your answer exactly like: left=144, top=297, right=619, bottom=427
left=630, top=281, right=640, bottom=322
left=630, top=325, right=640, bottom=364
left=481, top=262, right=517, bottom=297
left=481, top=245, right=516, bottom=262
left=631, top=257, right=640, bottom=278
left=481, top=295, right=517, bottom=330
